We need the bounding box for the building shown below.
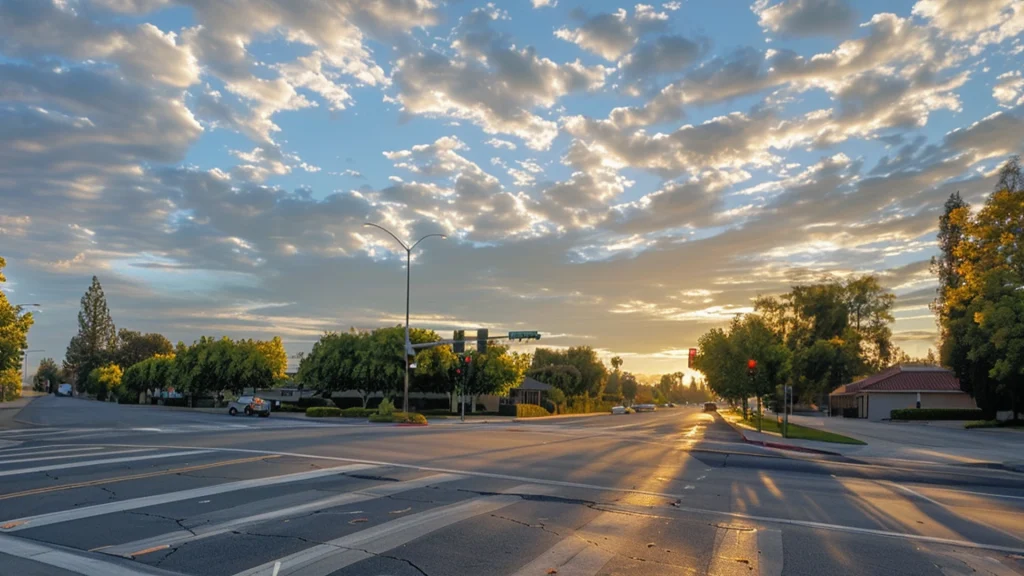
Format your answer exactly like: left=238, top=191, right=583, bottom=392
left=501, top=376, right=553, bottom=407
left=829, top=365, right=977, bottom=421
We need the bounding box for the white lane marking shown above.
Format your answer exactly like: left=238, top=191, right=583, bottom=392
left=757, top=528, right=784, bottom=576
left=0, top=448, right=154, bottom=465
left=917, top=486, right=1024, bottom=503
left=0, top=428, right=64, bottom=436
left=0, top=446, right=104, bottom=456
left=707, top=523, right=760, bottom=576
left=52, top=442, right=1024, bottom=555
left=510, top=536, right=614, bottom=576
left=880, top=480, right=946, bottom=507
left=101, top=473, right=464, bottom=558
left=0, top=533, right=169, bottom=576
left=0, top=449, right=211, bottom=479
left=0, top=463, right=376, bottom=533
left=234, top=487, right=540, bottom=576
left=0, top=430, right=73, bottom=440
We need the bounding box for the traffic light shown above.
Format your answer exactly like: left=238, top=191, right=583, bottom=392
left=476, top=328, right=488, bottom=355
left=747, top=359, right=757, bottom=378
left=453, top=330, right=465, bottom=353
left=688, top=348, right=697, bottom=368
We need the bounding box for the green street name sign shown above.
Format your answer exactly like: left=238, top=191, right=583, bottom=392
left=508, top=331, right=541, bottom=340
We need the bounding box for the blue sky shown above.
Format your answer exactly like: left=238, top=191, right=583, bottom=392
left=2, top=0, right=1023, bottom=376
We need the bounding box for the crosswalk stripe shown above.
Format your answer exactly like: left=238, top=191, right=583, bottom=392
left=510, top=537, right=614, bottom=576
left=757, top=528, right=784, bottom=576
left=0, top=446, right=104, bottom=456
left=0, top=463, right=376, bottom=532
left=234, top=484, right=547, bottom=576
left=0, top=533, right=175, bottom=576
left=0, top=448, right=154, bottom=465
left=0, top=449, right=211, bottom=478
left=101, top=472, right=465, bottom=558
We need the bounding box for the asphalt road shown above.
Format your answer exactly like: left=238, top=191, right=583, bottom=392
left=1, top=398, right=1023, bottom=575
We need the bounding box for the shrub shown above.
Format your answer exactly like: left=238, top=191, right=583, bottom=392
left=275, top=403, right=306, bottom=413
left=965, top=420, right=998, bottom=429
left=377, top=397, right=396, bottom=416
left=890, top=408, right=985, bottom=421
left=297, top=397, right=330, bottom=408
left=500, top=403, right=547, bottom=416
left=306, top=406, right=342, bottom=417
left=341, top=407, right=375, bottom=418
left=368, top=411, right=427, bottom=424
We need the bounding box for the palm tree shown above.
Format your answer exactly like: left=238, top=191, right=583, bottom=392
left=611, top=356, right=623, bottom=372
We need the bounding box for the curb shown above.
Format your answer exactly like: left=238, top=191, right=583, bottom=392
left=395, top=423, right=429, bottom=427
left=719, top=413, right=842, bottom=457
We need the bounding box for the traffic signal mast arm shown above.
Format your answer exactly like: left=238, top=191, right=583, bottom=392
left=410, top=331, right=541, bottom=350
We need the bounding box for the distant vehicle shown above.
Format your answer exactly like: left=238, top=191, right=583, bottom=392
left=56, top=383, right=73, bottom=397
left=666, top=402, right=675, bottom=407
left=228, top=396, right=271, bottom=417
left=634, top=404, right=656, bottom=413
left=703, top=402, right=718, bottom=412
left=611, top=405, right=627, bottom=414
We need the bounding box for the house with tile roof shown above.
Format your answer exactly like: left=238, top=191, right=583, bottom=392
left=828, top=365, right=977, bottom=421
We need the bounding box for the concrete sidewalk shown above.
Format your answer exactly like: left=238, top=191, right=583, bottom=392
left=0, top=395, right=37, bottom=431
left=786, top=413, right=1024, bottom=470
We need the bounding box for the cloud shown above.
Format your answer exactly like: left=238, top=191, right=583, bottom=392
left=993, top=71, right=1024, bottom=106
left=555, top=5, right=670, bottom=61
left=485, top=138, right=518, bottom=150
left=392, top=8, right=607, bottom=150
left=913, top=0, right=1023, bottom=50
left=614, top=13, right=953, bottom=126
left=618, top=35, right=710, bottom=85
left=532, top=0, right=557, bottom=7
left=753, top=0, right=857, bottom=37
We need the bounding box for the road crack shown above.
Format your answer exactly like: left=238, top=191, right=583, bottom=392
left=490, top=513, right=562, bottom=536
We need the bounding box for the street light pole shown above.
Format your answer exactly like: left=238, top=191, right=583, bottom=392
left=363, top=223, right=446, bottom=414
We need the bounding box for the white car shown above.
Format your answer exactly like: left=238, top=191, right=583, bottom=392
left=634, top=404, right=656, bottom=413
left=610, top=406, right=635, bottom=415
left=228, top=396, right=271, bottom=417
left=56, top=383, right=73, bottom=397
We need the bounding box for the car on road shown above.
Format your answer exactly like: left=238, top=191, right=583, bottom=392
left=634, top=404, right=656, bottom=413
left=610, top=405, right=635, bottom=414
left=228, top=396, right=271, bottom=417
left=703, top=402, right=718, bottom=412
left=55, top=383, right=73, bottom=397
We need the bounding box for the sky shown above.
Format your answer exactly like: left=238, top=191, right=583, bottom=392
left=2, top=0, right=1023, bottom=378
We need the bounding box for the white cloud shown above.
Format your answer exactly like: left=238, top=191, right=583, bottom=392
left=486, top=138, right=518, bottom=150
left=532, top=0, right=557, bottom=7
left=993, top=71, right=1024, bottom=105
left=753, top=0, right=856, bottom=37
left=555, top=5, right=670, bottom=61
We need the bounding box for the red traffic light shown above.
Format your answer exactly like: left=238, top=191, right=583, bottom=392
left=465, top=356, right=472, bottom=363
left=747, top=359, right=757, bottom=370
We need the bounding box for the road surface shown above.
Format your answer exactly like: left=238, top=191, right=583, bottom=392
left=1, top=397, right=1022, bottom=575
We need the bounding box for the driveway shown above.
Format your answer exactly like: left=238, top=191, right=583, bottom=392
left=788, top=413, right=1024, bottom=469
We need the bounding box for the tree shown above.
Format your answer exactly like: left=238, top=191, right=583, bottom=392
left=611, top=356, right=623, bottom=371
left=256, top=336, right=288, bottom=379
left=657, top=374, right=675, bottom=401
left=299, top=331, right=367, bottom=405
left=620, top=372, right=638, bottom=402
left=463, top=345, right=526, bottom=412
left=0, top=257, right=34, bottom=401
left=65, top=276, right=117, bottom=390
left=844, top=276, right=896, bottom=370
left=33, top=357, right=62, bottom=393
left=231, top=340, right=276, bottom=394
left=995, top=154, right=1022, bottom=193
left=527, top=364, right=583, bottom=396
left=531, top=347, right=607, bottom=399
left=115, top=329, right=173, bottom=369
left=88, top=363, right=123, bottom=402
left=122, top=354, right=175, bottom=400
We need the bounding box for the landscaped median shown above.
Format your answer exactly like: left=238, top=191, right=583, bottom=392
left=303, top=405, right=427, bottom=425
left=723, top=410, right=865, bottom=449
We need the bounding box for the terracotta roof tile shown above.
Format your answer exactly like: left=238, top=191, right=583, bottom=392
left=830, top=365, right=962, bottom=395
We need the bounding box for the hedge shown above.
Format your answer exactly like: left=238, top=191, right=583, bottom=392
left=890, top=408, right=985, bottom=421
left=498, top=403, right=550, bottom=418
left=296, top=397, right=330, bottom=408
left=341, top=407, right=375, bottom=418
left=306, top=406, right=342, bottom=417
left=368, top=412, right=428, bottom=424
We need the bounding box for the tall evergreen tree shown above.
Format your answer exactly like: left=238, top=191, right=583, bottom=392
left=65, top=276, right=117, bottom=389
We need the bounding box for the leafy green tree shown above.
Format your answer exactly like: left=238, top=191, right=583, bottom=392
left=844, top=276, right=896, bottom=369
left=299, top=331, right=368, bottom=405
left=256, top=336, right=288, bottom=379
left=620, top=371, right=638, bottom=402
left=33, top=357, right=62, bottom=393
left=527, top=364, right=582, bottom=396
left=122, top=354, right=175, bottom=399
left=546, top=387, right=566, bottom=413
left=0, top=257, right=34, bottom=401
left=115, top=329, right=173, bottom=369
left=531, top=346, right=607, bottom=399
left=231, top=340, right=275, bottom=394
left=463, top=345, right=525, bottom=412
left=88, top=363, right=123, bottom=401
left=65, top=276, right=117, bottom=390
left=610, top=356, right=623, bottom=371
